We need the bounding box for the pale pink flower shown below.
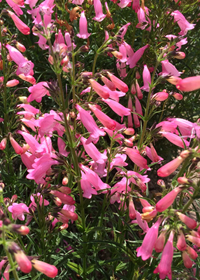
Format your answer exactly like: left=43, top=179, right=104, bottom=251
left=77, top=11, right=91, bottom=39
left=8, top=203, right=29, bottom=221
left=6, top=44, right=34, bottom=76
left=118, top=0, right=132, bottom=8
left=7, top=10, right=30, bottom=35
left=171, top=10, right=195, bottom=35
left=76, top=104, right=105, bottom=143
left=72, top=0, right=84, bottom=4
left=110, top=154, right=128, bottom=170
left=93, top=0, right=106, bottom=22
left=154, top=231, right=174, bottom=280
left=136, top=217, right=162, bottom=260
left=156, top=187, right=182, bottom=212
left=152, top=91, right=169, bottom=101
left=32, top=260, right=58, bottom=278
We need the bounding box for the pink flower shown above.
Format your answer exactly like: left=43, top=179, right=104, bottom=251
left=132, top=0, right=140, bottom=12
left=77, top=11, right=91, bottom=39
left=32, top=260, right=58, bottom=278
left=6, top=0, right=23, bottom=16
left=176, top=230, right=187, bottom=251
left=156, top=187, right=182, bottom=212
left=160, top=131, right=189, bottom=148
left=154, top=231, right=174, bottom=280
left=89, top=79, right=110, bottom=99
left=155, top=231, right=166, bottom=253
left=8, top=203, right=29, bottom=221
left=88, top=104, right=116, bottom=130
left=118, top=0, right=132, bottom=8
left=76, top=104, right=105, bottom=143
left=176, top=76, right=200, bottom=92
left=127, top=45, right=149, bottom=69
left=152, top=91, right=169, bottom=101
left=27, top=82, right=50, bottom=102
left=182, top=251, right=193, bottom=269
left=136, top=217, right=162, bottom=260
left=141, top=65, right=151, bottom=92
left=129, top=198, right=136, bottom=219
left=103, top=98, right=130, bottom=119
left=10, top=135, right=24, bottom=155
left=171, top=10, right=195, bottom=35
left=157, top=152, right=189, bottom=177
left=107, top=72, right=128, bottom=93
left=177, top=212, right=197, bottom=229
left=93, top=0, right=106, bottom=22
left=6, top=44, right=34, bottom=76
left=135, top=96, right=143, bottom=116
left=161, top=60, right=181, bottom=77
left=7, top=10, right=30, bottom=35
left=80, top=136, right=107, bottom=164
left=14, top=251, right=32, bottom=273
left=125, top=148, right=149, bottom=170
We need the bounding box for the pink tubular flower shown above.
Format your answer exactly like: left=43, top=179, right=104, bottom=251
left=0, top=138, right=7, bottom=150
left=80, top=136, right=107, bottom=163
left=186, top=245, right=198, bottom=260
left=51, top=190, right=75, bottom=205
left=187, top=235, right=200, bottom=247
left=127, top=45, right=149, bottom=69
left=6, top=79, right=19, bottom=87
left=176, top=230, right=187, bottom=251
left=177, top=212, right=197, bottom=229
left=160, top=131, right=189, bottom=148
left=176, top=76, right=200, bottom=92
left=136, top=217, right=162, bottom=260
left=27, top=82, right=50, bottom=102
left=93, top=0, right=106, bottom=22
left=132, top=0, right=140, bottom=12
left=103, top=98, right=130, bottom=119
left=77, top=11, right=91, bottom=39
left=141, top=65, right=151, bottom=92
left=89, top=79, right=109, bottom=99
left=7, top=10, right=30, bottom=35
left=154, top=231, right=174, bottom=280
left=8, top=202, right=29, bottom=220
left=88, top=104, right=116, bottom=130
left=125, top=148, right=149, bottom=170
left=14, top=251, right=32, bottom=273
left=129, top=198, right=136, bottom=219
left=6, top=44, right=34, bottom=76
left=76, top=104, right=105, bottom=143
left=161, top=60, right=181, bottom=77
left=155, top=231, right=166, bottom=253
left=182, top=251, right=193, bottom=269
left=156, top=187, right=182, bottom=212
left=171, top=10, right=195, bottom=36
left=107, top=72, right=128, bottom=93
left=10, top=135, right=24, bottom=155
left=32, top=260, right=58, bottom=278
left=101, top=76, right=116, bottom=91
left=157, top=151, right=190, bottom=178
left=135, top=96, right=143, bottom=116
left=152, top=91, right=169, bottom=101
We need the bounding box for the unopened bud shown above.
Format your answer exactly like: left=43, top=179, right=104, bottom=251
left=131, top=84, right=136, bottom=94
left=123, top=128, right=135, bottom=135
left=177, top=177, right=192, bottom=185
left=173, top=92, right=183, bottom=100
left=135, top=71, right=140, bottom=79
left=9, top=225, right=30, bottom=235
left=180, top=150, right=190, bottom=159
left=157, top=179, right=165, bottom=187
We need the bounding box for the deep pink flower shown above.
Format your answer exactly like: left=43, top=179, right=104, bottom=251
left=132, top=0, right=140, bottom=12
left=103, top=98, right=130, bottom=119
left=152, top=91, right=169, bottom=101
left=160, top=131, right=189, bottom=148
left=107, top=72, right=128, bottom=93
left=176, top=230, right=187, bottom=251
left=156, top=187, right=182, bottom=212
left=27, top=82, right=50, bottom=102
left=155, top=231, right=166, bottom=253
left=93, top=0, right=106, bottom=22
left=154, top=231, right=174, bottom=280
left=182, top=251, right=193, bottom=269
left=161, top=60, right=181, bottom=77
left=14, top=251, right=32, bottom=273
left=6, top=0, right=23, bottom=16
left=136, top=217, right=162, bottom=260
left=77, top=11, right=91, bottom=39
left=7, top=10, right=30, bottom=35
left=8, top=203, right=29, bottom=221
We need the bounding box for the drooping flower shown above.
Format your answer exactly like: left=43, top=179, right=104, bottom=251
left=8, top=203, right=29, bottom=221
left=77, top=11, right=91, bottom=39
left=32, top=260, right=58, bottom=278
left=171, top=10, right=195, bottom=36
left=154, top=231, right=174, bottom=280
left=136, top=217, right=162, bottom=260
left=93, top=0, right=106, bottom=22
left=156, top=187, right=182, bottom=212
left=7, top=10, right=30, bottom=35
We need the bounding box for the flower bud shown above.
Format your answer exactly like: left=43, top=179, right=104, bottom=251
left=14, top=251, right=32, bottom=273
left=177, top=177, right=192, bottom=185
left=129, top=198, right=136, bottom=219
left=176, top=230, right=187, bottom=251
left=32, top=259, right=58, bottom=278
left=173, top=92, right=183, bottom=100
left=182, top=251, right=193, bottom=268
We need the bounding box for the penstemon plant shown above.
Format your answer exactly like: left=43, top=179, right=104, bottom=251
left=0, top=0, right=200, bottom=279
